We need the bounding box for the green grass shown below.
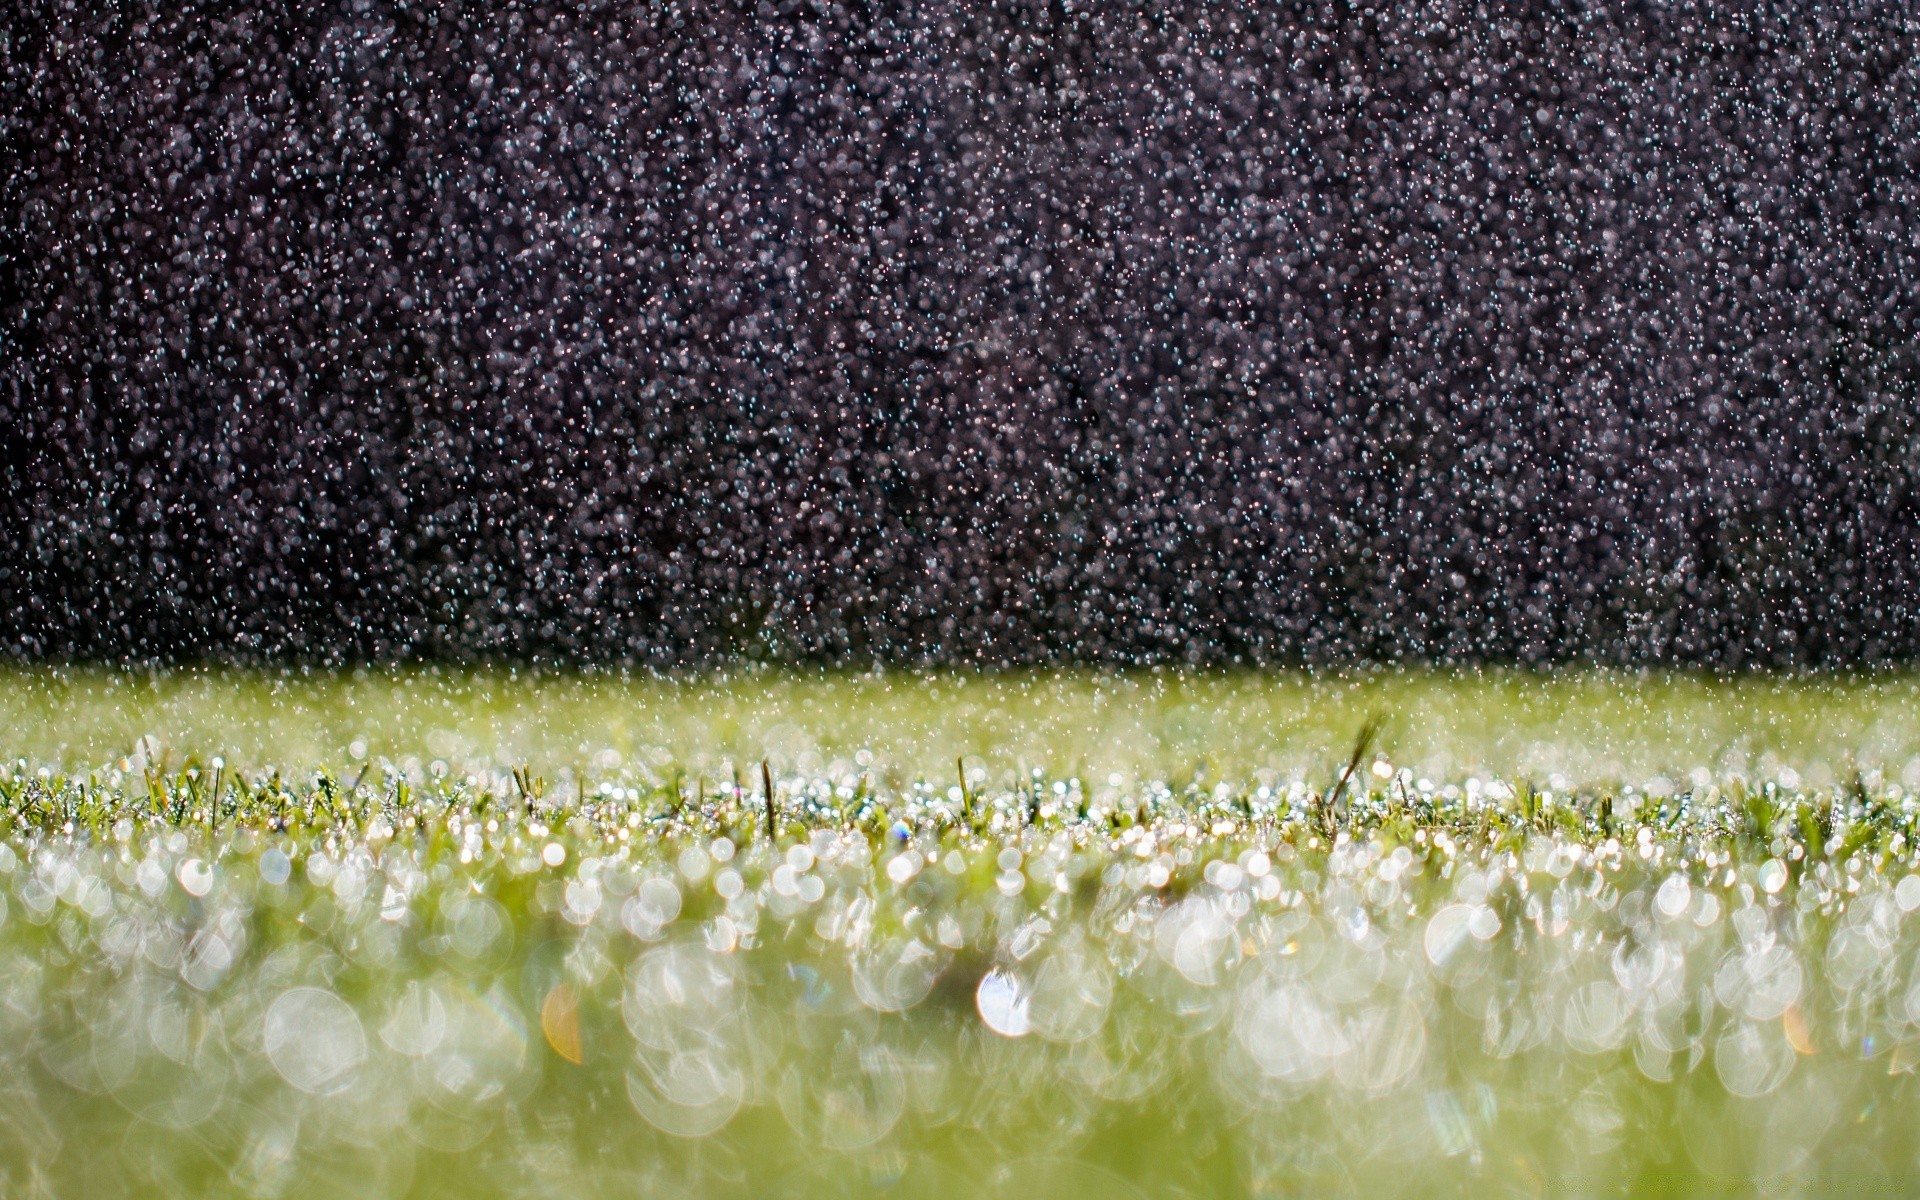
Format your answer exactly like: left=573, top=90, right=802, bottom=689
left=12, top=663, right=1920, bottom=786
left=5, top=666, right=1920, bottom=1196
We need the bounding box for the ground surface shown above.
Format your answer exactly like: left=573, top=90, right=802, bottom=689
left=4, top=668, right=1920, bottom=1196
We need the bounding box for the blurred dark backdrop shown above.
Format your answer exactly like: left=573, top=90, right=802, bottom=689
left=4, top=1, right=1918, bottom=667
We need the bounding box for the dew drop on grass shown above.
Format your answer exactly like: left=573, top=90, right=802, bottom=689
left=1716, top=946, right=1805, bottom=1022
left=1425, top=905, right=1476, bottom=971
left=1562, top=982, right=1629, bottom=1056
left=977, top=969, right=1032, bottom=1038
left=678, top=846, right=711, bottom=884
left=852, top=938, right=944, bottom=1013
left=1466, top=905, right=1501, bottom=942
left=885, top=852, right=919, bottom=885
left=1235, top=981, right=1346, bottom=1083
left=1759, top=860, right=1790, bottom=895
left=1715, top=1022, right=1795, bottom=1099
left=1655, top=874, right=1692, bottom=920
left=380, top=981, right=450, bottom=1058
left=627, top=1049, right=745, bottom=1138
left=264, top=988, right=366, bottom=1096
left=1026, top=942, right=1113, bottom=1044
left=621, top=877, right=683, bottom=941
left=175, top=859, right=213, bottom=898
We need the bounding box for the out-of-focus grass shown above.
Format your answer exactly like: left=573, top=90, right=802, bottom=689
left=6, top=665, right=1920, bottom=789
left=7, top=667, right=1920, bottom=1196
left=1, top=742, right=1919, bottom=1197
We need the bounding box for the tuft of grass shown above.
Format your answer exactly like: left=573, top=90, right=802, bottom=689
left=1320, top=712, right=1384, bottom=836
left=512, top=765, right=546, bottom=811
left=957, top=756, right=974, bottom=829
left=762, top=758, right=777, bottom=843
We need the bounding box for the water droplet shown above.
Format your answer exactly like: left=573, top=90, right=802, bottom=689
left=976, top=968, right=1031, bottom=1038
left=263, top=988, right=366, bottom=1096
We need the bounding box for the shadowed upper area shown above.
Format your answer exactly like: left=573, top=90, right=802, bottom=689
left=5, top=1, right=1918, bottom=666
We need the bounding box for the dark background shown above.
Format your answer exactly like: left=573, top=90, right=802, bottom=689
left=4, top=1, right=1918, bottom=667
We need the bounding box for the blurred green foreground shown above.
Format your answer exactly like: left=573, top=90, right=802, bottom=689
left=3, top=667, right=1920, bottom=1197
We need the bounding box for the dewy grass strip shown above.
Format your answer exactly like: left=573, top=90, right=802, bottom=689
left=13, top=665, right=1920, bottom=788
left=3, top=756, right=1920, bottom=1195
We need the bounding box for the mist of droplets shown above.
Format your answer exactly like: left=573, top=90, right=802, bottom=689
left=7, top=3, right=1920, bottom=667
